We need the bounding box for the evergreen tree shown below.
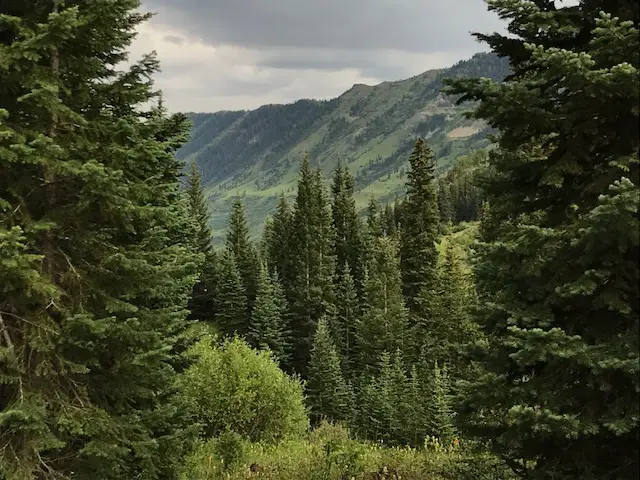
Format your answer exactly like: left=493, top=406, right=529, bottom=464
left=445, top=1, right=639, bottom=477
left=306, top=316, right=352, bottom=424
left=357, top=236, right=409, bottom=371
left=186, top=162, right=218, bottom=323
left=422, top=240, right=480, bottom=378
left=249, top=264, right=290, bottom=365
left=331, top=163, right=365, bottom=291
left=399, top=139, right=440, bottom=319
left=226, top=199, right=259, bottom=313
left=215, top=249, right=248, bottom=336
left=264, top=194, right=293, bottom=282
left=0, top=1, right=199, bottom=477
left=437, top=177, right=453, bottom=227
left=356, top=352, right=395, bottom=443
left=427, top=362, right=456, bottom=443
left=288, top=157, right=336, bottom=373
left=365, top=195, right=383, bottom=239
left=331, top=263, right=359, bottom=376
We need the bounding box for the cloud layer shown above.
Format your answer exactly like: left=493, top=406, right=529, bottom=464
left=132, top=0, right=507, bottom=112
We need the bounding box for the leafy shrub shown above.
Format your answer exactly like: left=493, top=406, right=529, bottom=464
left=177, top=335, right=309, bottom=442
left=180, top=422, right=516, bottom=480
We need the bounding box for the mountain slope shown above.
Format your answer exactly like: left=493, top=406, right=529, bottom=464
left=178, top=53, right=509, bottom=244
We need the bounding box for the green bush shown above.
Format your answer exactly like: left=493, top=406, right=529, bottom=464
left=177, top=335, right=309, bottom=442
left=181, top=422, right=516, bottom=480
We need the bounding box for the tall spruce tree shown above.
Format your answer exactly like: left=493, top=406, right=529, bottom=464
left=0, top=1, right=200, bottom=477
left=214, top=249, right=248, bottom=336
left=357, top=236, right=409, bottom=372
left=422, top=240, right=481, bottom=378
left=306, top=316, right=352, bottom=424
left=331, top=263, right=359, bottom=376
left=331, top=163, right=364, bottom=287
left=399, top=139, right=440, bottom=320
left=186, top=162, right=218, bottom=323
left=264, top=194, right=293, bottom=282
left=226, top=198, right=259, bottom=313
left=249, top=264, right=290, bottom=365
left=288, top=157, right=336, bottom=374
left=445, top=1, right=639, bottom=477
left=427, top=362, right=456, bottom=444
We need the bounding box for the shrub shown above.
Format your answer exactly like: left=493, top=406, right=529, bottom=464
left=177, top=335, right=309, bottom=442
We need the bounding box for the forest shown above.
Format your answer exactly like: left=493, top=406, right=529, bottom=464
left=0, top=1, right=638, bottom=480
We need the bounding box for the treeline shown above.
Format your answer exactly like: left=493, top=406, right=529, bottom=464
left=187, top=138, right=480, bottom=445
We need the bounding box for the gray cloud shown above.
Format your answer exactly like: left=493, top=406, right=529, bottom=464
left=135, top=0, right=507, bottom=112
left=144, top=0, right=503, bottom=52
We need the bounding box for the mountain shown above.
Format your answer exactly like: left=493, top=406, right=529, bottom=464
left=177, top=53, right=509, bottom=245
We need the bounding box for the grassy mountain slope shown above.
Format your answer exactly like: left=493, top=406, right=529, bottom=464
left=178, top=53, right=509, bottom=244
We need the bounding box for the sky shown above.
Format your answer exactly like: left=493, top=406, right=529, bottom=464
left=130, top=1, right=508, bottom=113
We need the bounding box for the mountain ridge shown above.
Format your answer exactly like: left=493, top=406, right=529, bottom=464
left=177, top=52, right=510, bottom=244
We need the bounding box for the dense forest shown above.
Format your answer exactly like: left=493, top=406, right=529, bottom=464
left=0, top=1, right=638, bottom=480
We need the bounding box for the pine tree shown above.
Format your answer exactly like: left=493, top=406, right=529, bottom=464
left=357, top=236, right=409, bottom=371
left=422, top=240, right=481, bottom=378
left=427, top=362, right=456, bottom=444
left=0, top=1, right=200, bottom=477
left=215, top=249, right=248, bottom=336
left=445, top=2, right=639, bottom=477
left=365, top=195, right=383, bottom=239
left=249, top=264, right=290, bottom=365
left=264, top=194, right=293, bottom=282
left=437, top=177, right=453, bottom=227
left=186, top=162, right=218, bottom=323
left=399, top=138, right=440, bottom=320
left=331, top=263, right=359, bottom=376
left=288, top=157, right=336, bottom=374
left=356, top=352, right=395, bottom=443
left=306, top=316, right=352, bottom=424
left=331, top=163, right=365, bottom=291
left=226, top=198, right=259, bottom=313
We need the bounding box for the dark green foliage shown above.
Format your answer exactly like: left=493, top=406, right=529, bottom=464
left=287, top=157, right=336, bottom=374
left=0, top=1, right=200, bottom=478
left=422, top=241, right=481, bottom=378
left=186, top=163, right=218, bottom=323
left=215, top=249, right=249, bottom=336
left=249, top=265, right=290, bottom=365
left=357, top=236, right=409, bottom=372
left=331, top=263, right=360, bottom=376
left=331, top=163, right=365, bottom=292
left=399, top=138, right=440, bottom=319
left=437, top=178, right=454, bottom=226
left=226, top=199, right=260, bottom=313
left=445, top=1, right=639, bottom=478
left=427, top=362, right=456, bottom=444
left=307, top=317, right=353, bottom=424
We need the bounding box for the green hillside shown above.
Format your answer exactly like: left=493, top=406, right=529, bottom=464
left=178, top=52, right=509, bottom=244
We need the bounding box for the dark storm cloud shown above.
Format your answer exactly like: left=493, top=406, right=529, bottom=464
left=144, top=0, right=504, bottom=54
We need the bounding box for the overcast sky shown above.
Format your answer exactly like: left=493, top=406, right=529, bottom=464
left=130, top=1, right=509, bottom=113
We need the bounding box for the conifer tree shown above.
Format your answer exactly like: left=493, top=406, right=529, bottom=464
left=365, top=195, right=383, bottom=239
left=331, top=163, right=365, bottom=291
left=249, top=264, right=290, bottom=365
left=215, top=249, right=248, bottom=336
left=445, top=1, right=639, bottom=477
left=399, top=139, right=440, bottom=319
left=288, top=157, right=336, bottom=373
left=427, top=362, right=456, bottom=443
left=186, top=162, right=218, bottom=323
left=0, top=1, right=200, bottom=477
left=306, top=316, right=352, bottom=424
left=331, top=263, right=359, bottom=376
left=437, top=177, right=453, bottom=227
left=422, top=240, right=480, bottom=378
left=226, top=198, right=259, bottom=313
left=357, top=236, right=409, bottom=371
left=264, top=194, right=293, bottom=282
left=356, top=352, right=395, bottom=443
